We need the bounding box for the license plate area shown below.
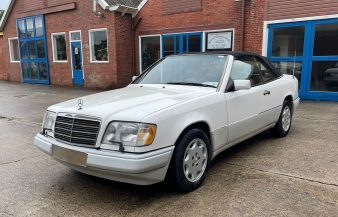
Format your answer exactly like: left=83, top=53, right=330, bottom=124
left=52, top=145, right=87, bottom=167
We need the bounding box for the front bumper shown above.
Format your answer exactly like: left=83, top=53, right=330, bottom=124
left=34, top=133, right=174, bottom=185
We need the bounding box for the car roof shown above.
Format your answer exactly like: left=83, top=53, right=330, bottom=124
left=175, top=51, right=282, bottom=77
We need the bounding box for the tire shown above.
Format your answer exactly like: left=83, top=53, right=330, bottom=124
left=272, top=100, right=293, bottom=137
left=167, top=128, right=211, bottom=192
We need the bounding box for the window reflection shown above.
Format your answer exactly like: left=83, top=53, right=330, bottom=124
left=272, top=27, right=305, bottom=57
left=311, top=61, right=338, bottom=92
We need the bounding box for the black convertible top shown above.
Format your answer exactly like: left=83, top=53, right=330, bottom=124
left=178, top=51, right=282, bottom=77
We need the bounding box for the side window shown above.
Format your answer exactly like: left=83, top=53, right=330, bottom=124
left=230, top=56, right=263, bottom=86
left=255, top=57, right=277, bottom=83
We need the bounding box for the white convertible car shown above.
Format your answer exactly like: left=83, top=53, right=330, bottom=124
left=34, top=52, right=299, bottom=191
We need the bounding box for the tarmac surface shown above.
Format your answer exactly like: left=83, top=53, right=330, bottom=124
left=0, top=81, right=337, bottom=217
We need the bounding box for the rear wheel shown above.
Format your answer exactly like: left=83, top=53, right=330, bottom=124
left=272, top=100, right=292, bottom=137
left=167, top=129, right=210, bottom=192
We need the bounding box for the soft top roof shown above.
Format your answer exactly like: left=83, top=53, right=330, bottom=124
left=175, top=51, right=282, bottom=77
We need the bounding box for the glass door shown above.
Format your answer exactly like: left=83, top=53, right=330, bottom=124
left=162, top=32, right=202, bottom=57
left=16, top=15, right=50, bottom=84
left=307, top=20, right=338, bottom=101
left=267, top=22, right=311, bottom=99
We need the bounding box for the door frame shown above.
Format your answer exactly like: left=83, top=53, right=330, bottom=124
left=264, top=15, right=338, bottom=101
left=69, top=30, right=84, bottom=85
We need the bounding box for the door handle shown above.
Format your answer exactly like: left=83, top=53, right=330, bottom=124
left=263, top=90, right=271, bottom=96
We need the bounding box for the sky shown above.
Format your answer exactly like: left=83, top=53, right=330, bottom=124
left=0, top=0, right=11, bottom=10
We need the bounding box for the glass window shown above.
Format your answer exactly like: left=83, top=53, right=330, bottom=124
left=313, top=23, right=338, bottom=56
left=39, top=62, right=47, bottom=80
left=89, top=29, right=108, bottom=62
left=28, top=41, right=36, bottom=59
left=37, top=40, right=45, bottom=58
left=22, top=62, right=30, bottom=79
left=71, top=32, right=81, bottom=41
left=137, top=55, right=228, bottom=88
left=35, top=17, right=43, bottom=37
left=8, top=38, right=20, bottom=62
left=140, top=36, right=161, bottom=71
left=52, top=33, right=67, bottom=61
left=272, top=62, right=302, bottom=87
left=272, top=26, right=305, bottom=57
left=31, top=62, right=38, bottom=80
left=231, top=56, right=262, bottom=86
left=188, top=34, right=201, bottom=53
left=311, top=61, right=338, bottom=92
left=20, top=41, right=29, bottom=59
left=163, top=36, right=175, bottom=57
left=26, top=18, right=34, bottom=38
left=254, top=58, right=277, bottom=83
left=17, top=20, right=26, bottom=39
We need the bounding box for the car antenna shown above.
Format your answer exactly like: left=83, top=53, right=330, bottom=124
left=292, top=50, right=296, bottom=79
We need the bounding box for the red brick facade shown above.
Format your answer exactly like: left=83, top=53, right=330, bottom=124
left=0, top=0, right=265, bottom=89
left=134, top=0, right=265, bottom=73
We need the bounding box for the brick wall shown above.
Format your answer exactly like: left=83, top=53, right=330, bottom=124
left=134, top=0, right=265, bottom=73
left=0, top=0, right=132, bottom=89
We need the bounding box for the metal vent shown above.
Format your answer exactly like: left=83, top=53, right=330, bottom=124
left=54, top=116, right=100, bottom=147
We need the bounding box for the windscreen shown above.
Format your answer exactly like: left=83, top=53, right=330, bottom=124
left=136, top=55, right=228, bottom=88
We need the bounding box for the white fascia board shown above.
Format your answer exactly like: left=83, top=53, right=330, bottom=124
left=98, top=0, right=110, bottom=10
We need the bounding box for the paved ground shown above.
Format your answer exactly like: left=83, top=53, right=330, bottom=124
left=0, top=81, right=337, bottom=217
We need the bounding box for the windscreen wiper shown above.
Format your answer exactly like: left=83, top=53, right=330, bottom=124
left=166, top=82, right=216, bottom=88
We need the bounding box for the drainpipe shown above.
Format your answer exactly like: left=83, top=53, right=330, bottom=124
left=132, top=17, right=142, bottom=75
left=241, top=0, right=246, bottom=51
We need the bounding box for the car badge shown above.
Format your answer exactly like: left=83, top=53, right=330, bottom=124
left=78, top=99, right=84, bottom=110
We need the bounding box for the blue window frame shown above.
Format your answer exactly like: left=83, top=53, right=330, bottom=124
left=16, top=15, right=50, bottom=84
left=267, top=18, right=338, bottom=101
left=162, top=32, right=203, bottom=57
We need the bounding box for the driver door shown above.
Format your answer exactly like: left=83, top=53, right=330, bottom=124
left=226, top=56, right=267, bottom=143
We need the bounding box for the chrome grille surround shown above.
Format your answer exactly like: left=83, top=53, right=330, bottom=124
left=54, top=114, right=101, bottom=147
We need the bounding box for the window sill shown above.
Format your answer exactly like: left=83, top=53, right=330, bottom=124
left=53, top=61, right=68, bottom=63
left=90, top=61, right=109, bottom=64
left=10, top=61, right=20, bottom=63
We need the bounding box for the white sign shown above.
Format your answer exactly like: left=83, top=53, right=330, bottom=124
left=75, top=47, right=79, bottom=55
left=207, top=31, right=232, bottom=50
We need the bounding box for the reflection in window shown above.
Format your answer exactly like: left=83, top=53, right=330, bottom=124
left=71, top=32, right=81, bottom=41
left=163, top=36, right=175, bottom=57
left=141, top=36, right=160, bottom=71
left=39, top=62, right=47, bottom=80
left=18, top=20, right=26, bottom=39
left=8, top=38, right=20, bottom=62
left=26, top=18, right=34, bottom=38
left=22, top=62, right=30, bottom=79
left=35, top=17, right=44, bottom=37
left=90, top=29, right=108, bottom=62
left=231, top=57, right=262, bottom=86
left=37, top=40, right=45, bottom=58
left=314, top=23, right=338, bottom=56
left=31, top=62, right=38, bottom=80
left=272, top=26, right=305, bottom=57
left=311, top=61, right=338, bottom=92
left=28, top=41, right=36, bottom=59
left=52, top=33, right=67, bottom=61
left=20, top=41, right=28, bottom=59
left=188, top=35, right=201, bottom=53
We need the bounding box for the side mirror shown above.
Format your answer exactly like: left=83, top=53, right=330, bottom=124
left=233, top=80, right=251, bottom=91
left=132, top=76, right=138, bottom=82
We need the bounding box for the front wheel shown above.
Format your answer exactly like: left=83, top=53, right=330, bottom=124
left=167, top=129, right=210, bottom=192
left=272, top=100, right=293, bottom=137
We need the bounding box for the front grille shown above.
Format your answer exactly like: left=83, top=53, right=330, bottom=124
left=54, top=116, right=101, bottom=146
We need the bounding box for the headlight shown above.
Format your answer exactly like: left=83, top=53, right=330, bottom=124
left=42, top=111, right=56, bottom=137
left=102, top=122, right=156, bottom=147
